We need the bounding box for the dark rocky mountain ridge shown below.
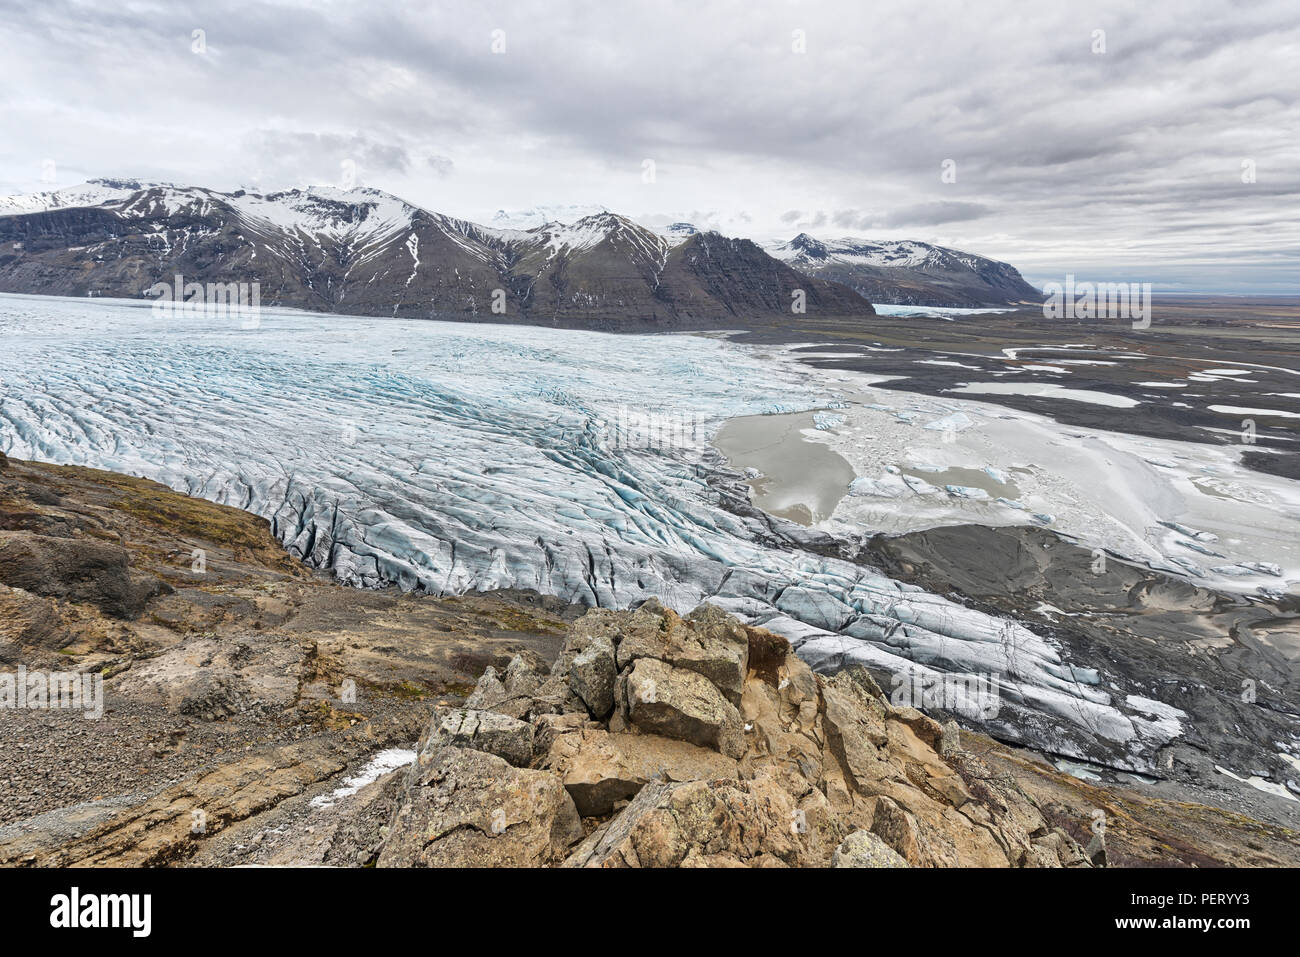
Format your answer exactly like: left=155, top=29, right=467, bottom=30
left=765, top=233, right=1043, bottom=307
left=0, top=180, right=875, bottom=329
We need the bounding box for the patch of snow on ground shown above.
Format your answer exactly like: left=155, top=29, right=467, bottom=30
left=309, top=748, right=415, bottom=809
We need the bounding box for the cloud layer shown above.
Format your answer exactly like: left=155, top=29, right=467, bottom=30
left=1, top=0, right=1296, bottom=291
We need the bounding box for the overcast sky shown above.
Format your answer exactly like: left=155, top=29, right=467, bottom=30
left=1, top=0, right=1296, bottom=292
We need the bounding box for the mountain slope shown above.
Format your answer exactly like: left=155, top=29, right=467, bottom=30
left=765, top=234, right=1042, bottom=307
left=0, top=181, right=875, bottom=328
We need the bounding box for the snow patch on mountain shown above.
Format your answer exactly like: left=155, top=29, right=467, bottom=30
left=490, top=204, right=610, bottom=230
left=768, top=234, right=959, bottom=269
left=0, top=179, right=147, bottom=216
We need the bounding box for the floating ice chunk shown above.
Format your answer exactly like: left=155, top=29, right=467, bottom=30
left=813, top=412, right=845, bottom=430
left=983, top=465, right=1010, bottom=484
left=1158, top=521, right=1218, bottom=543
left=902, top=474, right=940, bottom=495
left=923, top=411, right=975, bottom=433
left=1177, top=539, right=1224, bottom=557
left=1210, top=565, right=1255, bottom=577
left=945, top=484, right=989, bottom=500
left=848, top=476, right=907, bottom=498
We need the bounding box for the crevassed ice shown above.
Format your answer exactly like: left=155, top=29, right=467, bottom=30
left=0, top=294, right=1174, bottom=770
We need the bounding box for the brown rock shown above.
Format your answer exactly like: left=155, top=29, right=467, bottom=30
left=624, top=657, right=745, bottom=759
left=612, top=601, right=749, bottom=705
left=0, top=531, right=168, bottom=619
left=569, top=634, right=617, bottom=719
left=379, top=747, right=581, bottom=867
left=833, top=830, right=910, bottom=868
left=544, top=728, right=738, bottom=817
left=869, top=795, right=927, bottom=866
left=564, top=774, right=814, bottom=868
left=821, top=674, right=892, bottom=791
left=421, top=707, right=534, bottom=767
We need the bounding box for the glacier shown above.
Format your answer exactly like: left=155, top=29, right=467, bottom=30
left=0, top=293, right=1186, bottom=771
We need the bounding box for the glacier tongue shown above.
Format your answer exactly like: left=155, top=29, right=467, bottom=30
left=0, top=294, right=1177, bottom=770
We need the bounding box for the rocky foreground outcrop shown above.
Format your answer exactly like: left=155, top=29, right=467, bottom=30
left=375, top=600, right=1091, bottom=867
left=1, top=453, right=1297, bottom=868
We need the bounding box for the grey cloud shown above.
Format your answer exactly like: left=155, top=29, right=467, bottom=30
left=883, top=202, right=992, bottom=228
left=242, top=131, right=413, bottom=189
left=0, top=0, right=1296, bottom=291
left=425, top=154, right=455, bottom=177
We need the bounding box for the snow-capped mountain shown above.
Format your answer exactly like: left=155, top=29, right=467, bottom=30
left=656, top=222, right=702, bottom=245
left=0, top=180, right=874, bottom=327
left=489, top=203, right=610, bottom=230
left=765, top=233, right=1042, bottom=307
left=0, top=178, right=147, bottom=217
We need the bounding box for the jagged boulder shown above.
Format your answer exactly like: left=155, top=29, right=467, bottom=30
left=569, top=634, right=616, bottom=719
left=833, top=830, right=909, bottom=868
left=614, top=600, right=749, bottom=705
left=378, top=747, right=582, bottom=867
left=623, top=657, right=746, bottom=759
left=543, top=728, right=738, bottom=816
left=422, top=708, right=534, bottom=768
left=564, top=774, right=814, bottom=868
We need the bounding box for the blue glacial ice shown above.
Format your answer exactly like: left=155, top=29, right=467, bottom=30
left=0, top=294, right=1181, bottom=769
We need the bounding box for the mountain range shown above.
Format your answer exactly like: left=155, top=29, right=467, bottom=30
left=0, top=179, right=1038, bottom=327
left=764, top=233, right=1042, bottom=308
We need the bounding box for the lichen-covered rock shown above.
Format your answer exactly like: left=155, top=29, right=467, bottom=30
left=832, top=830, right=909, bottom=868
left=544, top=728, right=738, bottom=816
left=868, top=795, right=928, bottom=865
left=464, top=665, right=507, bottom=711
left=378, top=747, right=581, bottom=867
left=421, top=708, right=534, bottom=768
left=464, top=655, right=545, bottom=720
left=612, top=600, right=749, bottom=705
left=563, top=774, right=814, bottom=868
left=569, top=634, right=616, bottom=719
left=624, top=657, right=745, bottom=759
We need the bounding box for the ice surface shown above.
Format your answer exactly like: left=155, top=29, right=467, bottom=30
left=0, top=293, right=1187, bottom=770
